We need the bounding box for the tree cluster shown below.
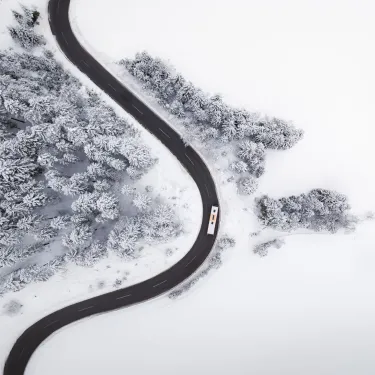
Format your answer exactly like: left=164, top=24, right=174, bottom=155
left=0, top=9, right=182, bottom=296
left=0, top=256, right=65, bottom=296
left=0, top=45, right=155, bottom=270
left=109, top=189, right=182, bottom=258
left=121, top=52, right=303, bottom=150
left=120, top=51, right=304, bottom=194
left=255, top=189, right=357, bottom=233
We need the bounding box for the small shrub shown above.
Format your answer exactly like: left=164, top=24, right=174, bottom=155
left=3, top=300, right=23, bottom=316
left=253, top=238, right=285, bottom=257
left=237, top=176, right=258, bottom=195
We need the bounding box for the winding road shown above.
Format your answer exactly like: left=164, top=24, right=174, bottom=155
left=3, top=0, right=219, bottom=374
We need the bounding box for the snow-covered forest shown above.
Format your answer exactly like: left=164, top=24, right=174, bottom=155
left=119, top=52, right=367, bottom=258
left=256, top=189, right=357, bottom=233
left=0, top=6, right=181, bottom=296
left=119, top=51, right=304, bottom=195
left=251, top=188, right=372, bottom=257
left=24, top=0, right=374, bottom=373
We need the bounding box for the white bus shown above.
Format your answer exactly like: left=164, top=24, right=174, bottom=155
left=207, top=206, right=219, bottom=235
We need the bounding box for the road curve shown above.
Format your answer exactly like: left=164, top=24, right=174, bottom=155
left=3, top=0, right=219, bottom=374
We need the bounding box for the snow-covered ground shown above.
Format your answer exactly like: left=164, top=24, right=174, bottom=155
left=0, top=0, right=201, bottom=368
left=1, top=0, right=375, bottom=374
left=23, top=0, right=374, bottom=375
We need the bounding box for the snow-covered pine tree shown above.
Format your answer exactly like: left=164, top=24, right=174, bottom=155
left=237, top=176, right=258, bottom=195
left=8, top=5, right=45, bottom=49
left=237, top=140, right=265, bottom=178
left=107, top=217, right=141, bottom=258
left=141, top=204, right=181, bottom=242
left=132, top=192, right=151, bottom=212
left=96, top=192, right=119, bottom=221
left=229, top=160, right=248, bottom=174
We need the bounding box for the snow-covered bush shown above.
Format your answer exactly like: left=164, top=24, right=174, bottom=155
left=253, top=238, right=285, bottom=257
left=237, top=176, right=258, bottom=195
left=229, top=160, right=248, bottom=174
left=2, top=299, right=23, bottom=316
left=216, top=235, right=236, bottom=250
left=255, top=189, right=357, bottom=233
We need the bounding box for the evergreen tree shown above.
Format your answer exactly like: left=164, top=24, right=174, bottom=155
left=237, top=176, right=258, bottom=195
left=8, top=5, right=45, bottom=49
left=132, top=192, right=151, bottom=212
left=237, top=140, right=266, bottom=177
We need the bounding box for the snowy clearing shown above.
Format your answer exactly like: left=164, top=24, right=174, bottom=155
left=0, top=0, right=201, bottom=369
left=21, top=0, right=374, bottom=374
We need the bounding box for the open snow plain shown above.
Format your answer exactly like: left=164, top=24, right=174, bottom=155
left=2, top=0, right=375, bottom=374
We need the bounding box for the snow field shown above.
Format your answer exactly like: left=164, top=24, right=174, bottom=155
left=24, top=0, right=374, bottom=374
left=1, top=0, right=375, bottom=374
left=26, top=220, right=375, bottom=375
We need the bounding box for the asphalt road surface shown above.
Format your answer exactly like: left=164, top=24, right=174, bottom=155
left=3, top=0, right=220, bottom=374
